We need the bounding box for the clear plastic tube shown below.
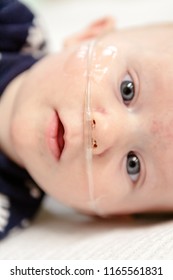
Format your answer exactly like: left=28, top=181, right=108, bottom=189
left=84, top=33, right=118, bottom=215
left=84, top=39, right=97, bottom=212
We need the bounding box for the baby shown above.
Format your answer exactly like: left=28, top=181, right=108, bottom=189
left=0, top=0, right=173, bottom=239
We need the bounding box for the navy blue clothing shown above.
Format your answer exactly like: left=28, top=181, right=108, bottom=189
left=0, top=0, right=46, bottom=239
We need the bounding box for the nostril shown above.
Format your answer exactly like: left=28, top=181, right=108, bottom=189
left=92, top=119, right=96, bottom=128
left=91, top=119, right=98, bottom=149
left=92, top=138, right=98, bottom=149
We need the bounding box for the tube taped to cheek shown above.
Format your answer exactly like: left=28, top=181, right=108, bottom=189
left=84, top=34, right=117, bottom=215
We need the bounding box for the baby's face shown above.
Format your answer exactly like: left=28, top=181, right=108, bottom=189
left=11, top=24, right=173, bottom=215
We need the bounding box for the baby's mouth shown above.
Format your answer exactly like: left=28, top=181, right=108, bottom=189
left=47, top=111, right=65, bottom=160
left=57, top=114, right=65, bottom=158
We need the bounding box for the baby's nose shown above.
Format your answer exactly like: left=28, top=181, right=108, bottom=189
left=91, top=110, right=123, bottom=156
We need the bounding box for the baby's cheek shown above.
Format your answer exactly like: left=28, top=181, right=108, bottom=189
left=150, top=118, right=173, bottom=148
left=149, top=117, right=173, bottom=181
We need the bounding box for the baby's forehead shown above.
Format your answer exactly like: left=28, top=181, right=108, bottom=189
left=118, top=24, right=173, bottom=53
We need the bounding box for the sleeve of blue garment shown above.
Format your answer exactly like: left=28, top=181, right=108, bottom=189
left=0, top=0, right=47, bottom=94
left=0, top=154, right=45, bottom=240
left=0, top=0, right=46, bottom=240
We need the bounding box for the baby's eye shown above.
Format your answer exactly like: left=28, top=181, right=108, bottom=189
left=120, top=74, right=135, bottom=105
left=126, top=152, right=140, bottom=182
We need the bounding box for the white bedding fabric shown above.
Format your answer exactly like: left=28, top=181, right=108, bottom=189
left=1, top=0, right=173, bottom=259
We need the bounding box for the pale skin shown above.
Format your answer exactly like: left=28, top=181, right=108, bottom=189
left=0, top=18, right=173, bottom=216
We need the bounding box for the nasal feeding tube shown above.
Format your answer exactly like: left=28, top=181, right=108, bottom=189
left=84, top=38, right=96, bottom=213
left=84, top=34, right=117, bottom=215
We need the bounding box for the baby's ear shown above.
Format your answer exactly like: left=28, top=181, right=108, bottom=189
left=63, top=16, right=116, bottom=48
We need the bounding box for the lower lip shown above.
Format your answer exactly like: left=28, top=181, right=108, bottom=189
left=46, top=111, right=60, bottom=159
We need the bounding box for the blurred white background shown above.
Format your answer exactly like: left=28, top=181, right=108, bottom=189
left=22, top=0, right=173, bottom=52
